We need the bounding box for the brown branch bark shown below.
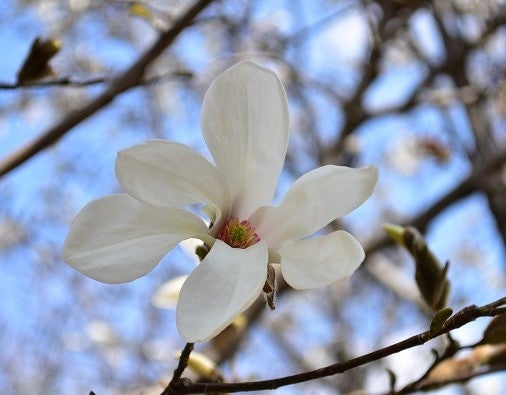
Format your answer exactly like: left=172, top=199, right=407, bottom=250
left=0, top=0, right=215, bottom=178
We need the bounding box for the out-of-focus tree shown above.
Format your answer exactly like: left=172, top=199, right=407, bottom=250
left=0, top=0, right=506, bottom=393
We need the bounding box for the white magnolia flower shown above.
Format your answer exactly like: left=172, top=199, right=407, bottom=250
left=63, top=60, right=378, bottom=342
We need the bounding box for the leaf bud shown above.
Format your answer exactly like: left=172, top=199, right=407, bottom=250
left=404, top=226, right=450, bottom=311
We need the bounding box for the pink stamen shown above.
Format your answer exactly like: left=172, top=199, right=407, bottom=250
left=217, top=217, right=260, bottom=249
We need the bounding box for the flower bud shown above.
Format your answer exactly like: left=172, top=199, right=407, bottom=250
left=385, top=225, right=450, bottom=311
left=404, top=226, right=450, bottom=311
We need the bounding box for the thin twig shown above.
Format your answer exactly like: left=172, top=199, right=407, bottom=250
left=0, top=76, right=107, bottom=89
left=161, top=343, right=195, bottom=395
left=0, top=71, right=193, bottom=90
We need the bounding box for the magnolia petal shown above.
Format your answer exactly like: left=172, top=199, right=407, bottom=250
left=115, top=140, right=230, bottom=210
left=176, top=240, right=268, bottom=342
left=280, top=230, right=365, bottom=290
left=201, top=61, right=289, bottom=218
left=62, top=194, right=208, bottom=283
left=251, top=165, right=378, bottom=249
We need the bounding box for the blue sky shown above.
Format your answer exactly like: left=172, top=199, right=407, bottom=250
left=0, top=1, right=504, bottom=394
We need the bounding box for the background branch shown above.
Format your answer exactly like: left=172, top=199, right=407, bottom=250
left=0, top=0, right=215, bottom=178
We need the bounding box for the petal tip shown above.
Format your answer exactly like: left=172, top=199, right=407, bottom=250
left=356, top=165, right=379, bottom=202
left=360, top=164, right=379, bottom=184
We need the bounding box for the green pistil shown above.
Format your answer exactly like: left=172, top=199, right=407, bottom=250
left=231, top=227, right=245, bottom=243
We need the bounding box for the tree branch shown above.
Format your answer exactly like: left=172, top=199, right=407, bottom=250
left=0, top=0, right=215, bottom=178
left=164, top=298, right=506, bottom=394
left=364, top=145, right=506, bottom=255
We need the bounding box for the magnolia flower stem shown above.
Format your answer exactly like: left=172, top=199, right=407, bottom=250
left=164, top=297, right=506, bottom=394
left=263, top=264, right=276, bottom=310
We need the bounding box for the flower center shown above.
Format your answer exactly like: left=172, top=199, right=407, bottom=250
left=217, top=217, right=260, bottom=249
